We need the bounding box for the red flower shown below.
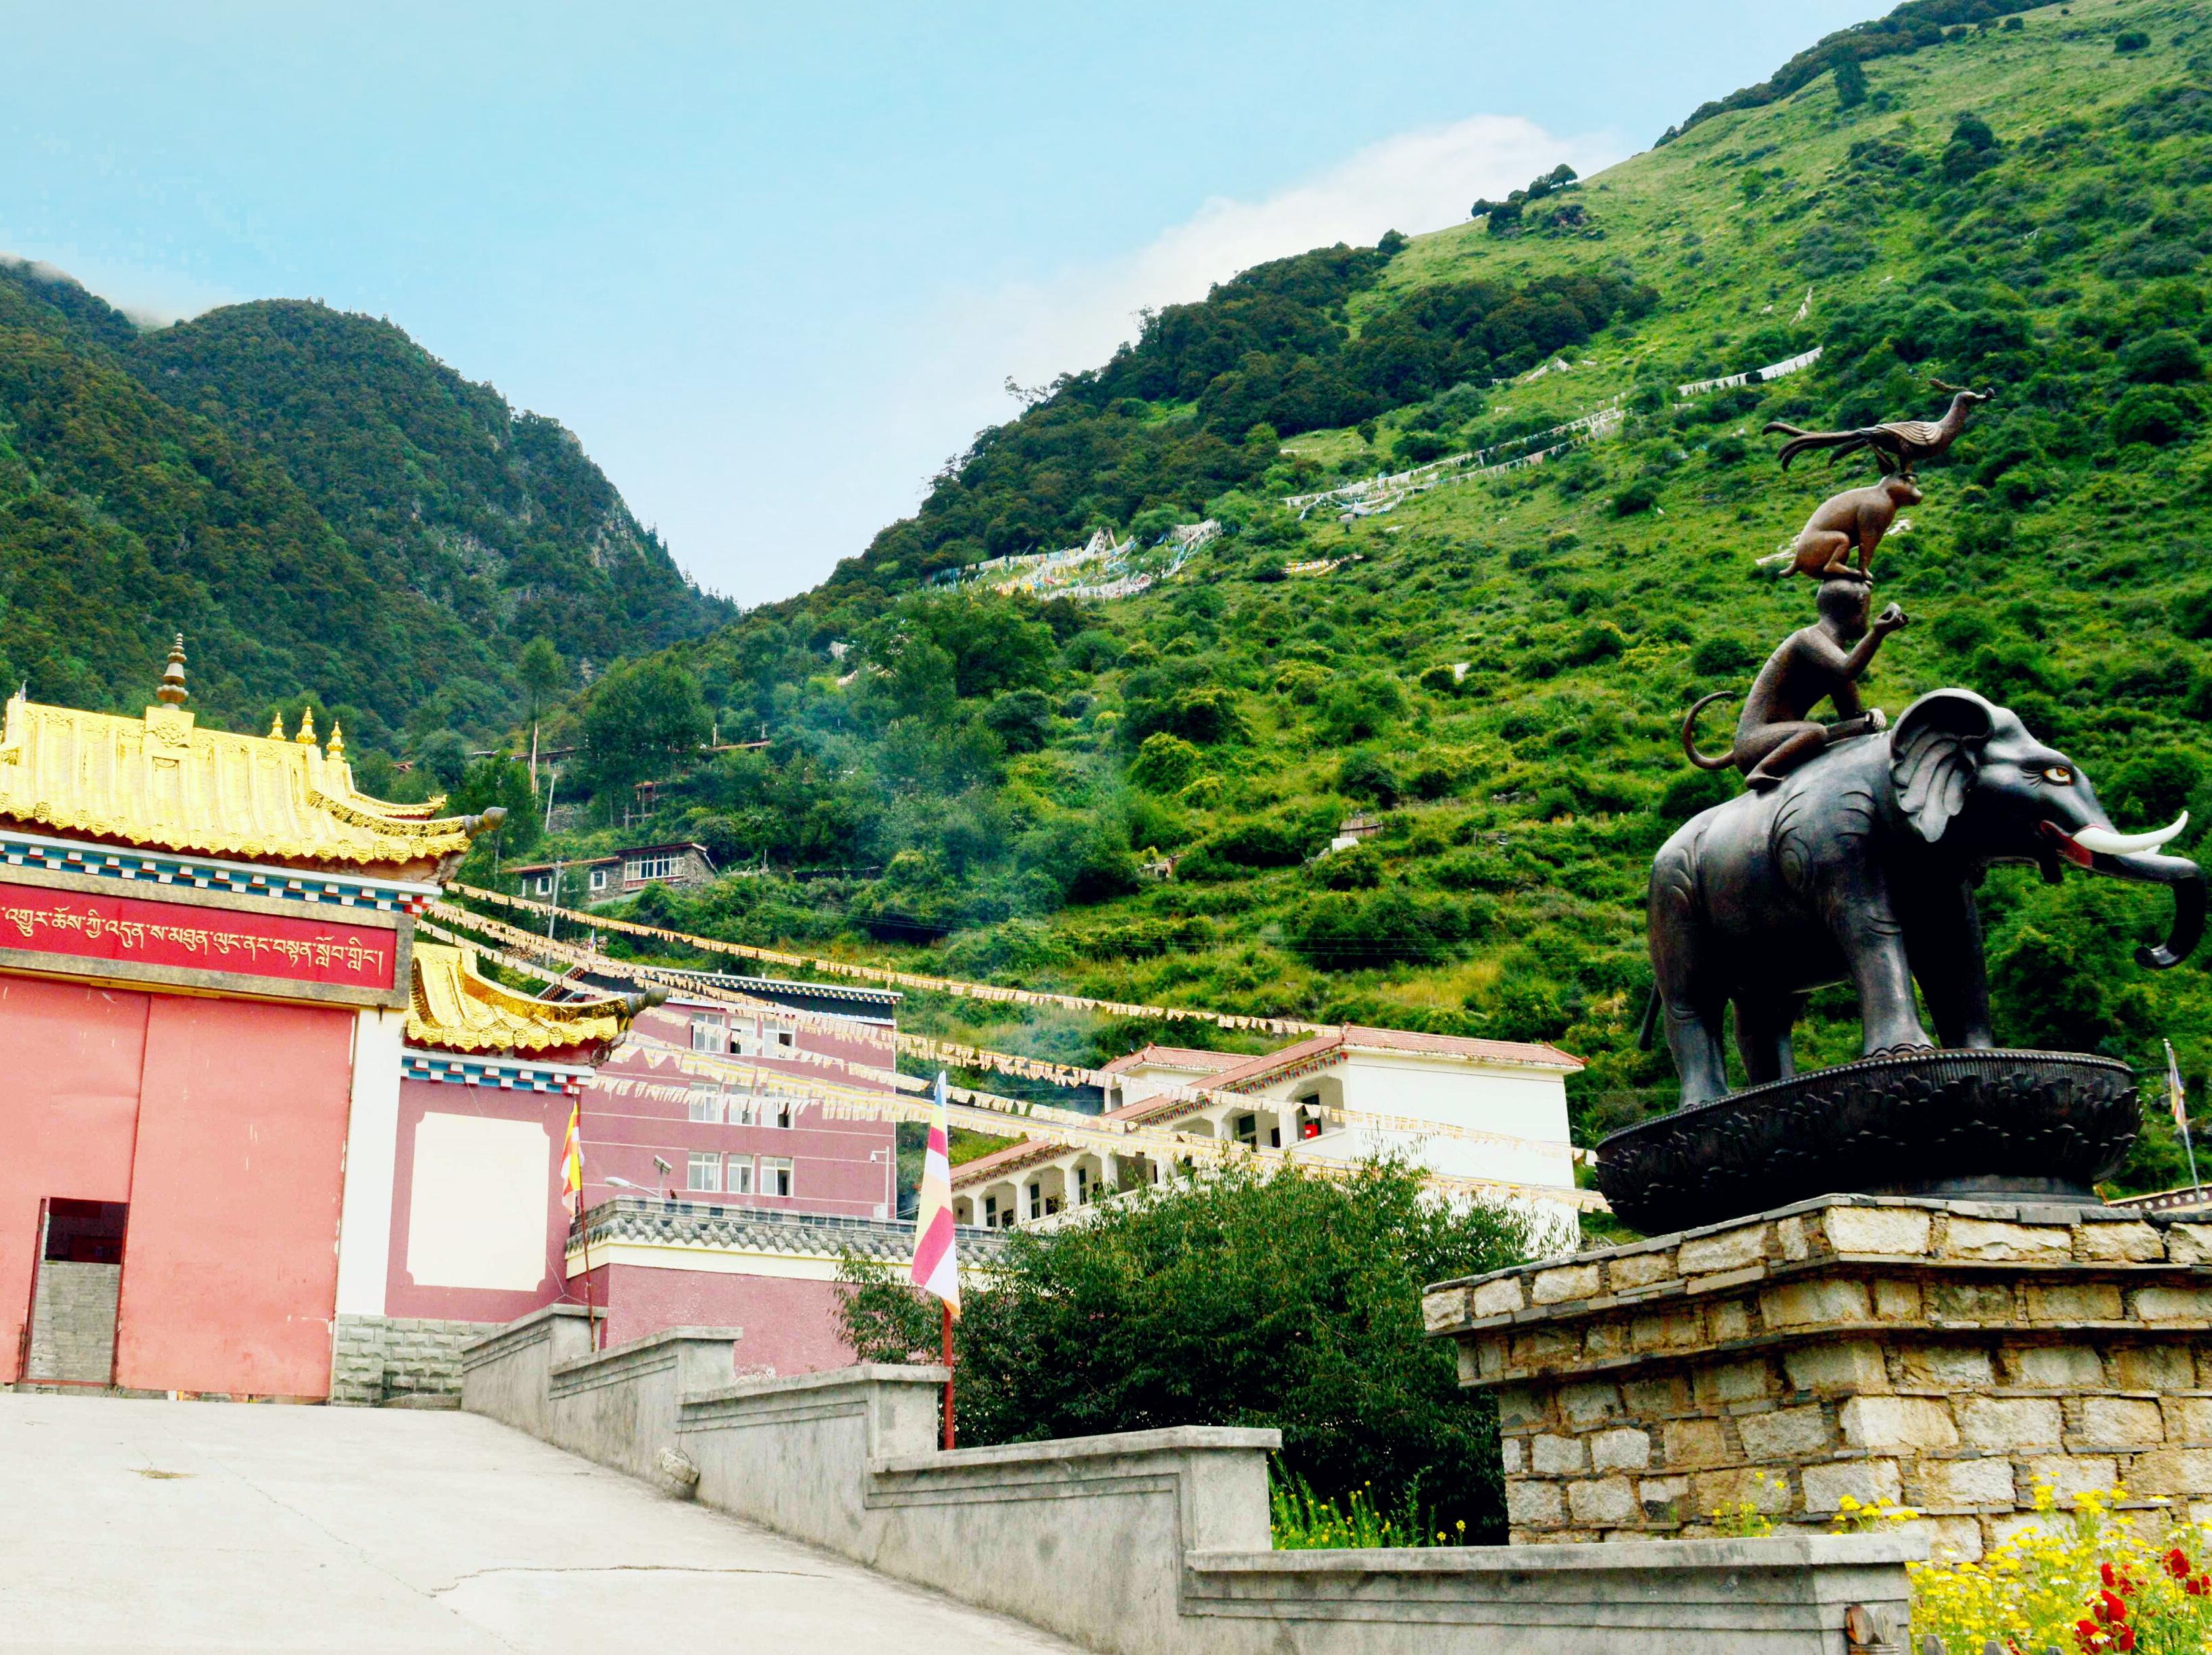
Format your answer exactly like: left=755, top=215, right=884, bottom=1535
left=2104, top=1563, right=2119, bottom=1590
left=2111, top=1629, right=2134, bottom=1654
left=2166, top=1547, right=2192, bottom=1579
left=2074, top=1621, right=2101, bottom=1654
left=2095, top=1589, right=2128, bottom=1624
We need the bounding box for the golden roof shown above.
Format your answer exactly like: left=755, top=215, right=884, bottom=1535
left=408, top=942, right=645, bottom=1055
left=0, top=689, right=494, bottom=876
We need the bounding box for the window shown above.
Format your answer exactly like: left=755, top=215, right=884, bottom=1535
left=690, top=1015, right=728, bottom=1054
left=1028, top=1181, right=1043, bottom=1220
left=774, top=1028, right=796, bottom=1050
left=1075, top=1165, right=1091, bottom=1204
left=1233, top=1113, right=1258, bottom=1148
left=686, top=1152, right=721, bottom=1192
left=627, top=851, right=680, bottom=884
left=588, top=866, right=609, bottom=892
left=725, top=1155, right=755, bottom=1195
left=983, top=1194, right=999, bottom=1228
left=758, top=1157, right=793, bottom=1197
left=686, top=1089, right=722, bottom=1124
left=725, top=1093, right=760, bottom=1127
left=1296, top=1097, right=1323, bottom=1140
left=532, top=874, right=552, bottom=896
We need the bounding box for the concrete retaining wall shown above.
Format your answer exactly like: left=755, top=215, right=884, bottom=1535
left=463, top=1317, right=1918, bottom=1654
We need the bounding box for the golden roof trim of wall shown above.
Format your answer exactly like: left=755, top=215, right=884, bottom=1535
left=0, top=693, right=488, bottom=870
left=406, top=942, right=637, bottom=1054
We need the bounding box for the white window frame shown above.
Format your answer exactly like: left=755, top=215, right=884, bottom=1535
left=725, top=1155, right=755, bottom=1196
left=690, top=1015, right=728, bottom=1054
left=686, top=1089, right=722, bottom=1124
left=686, top=1151, right=721, bottom=1192
left=758, top=1157, right=794, bottom=1198
left=627, top=851, right=680, bottom=885
left=588, top=866, right=609, bottom=892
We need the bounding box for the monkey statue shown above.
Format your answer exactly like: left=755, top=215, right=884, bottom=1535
left=1756, top=474, right=1922, bottom=583
left=1683, top=580, right=1910, bottom=792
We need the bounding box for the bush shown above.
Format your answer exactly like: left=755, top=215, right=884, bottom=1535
left=1337, top=750, right=1402, bottom=807
left=1564, top=623, right=1627, bottom=666
left=1130, top=732, right=1205, bottom=792
left=2119, top=328, right=2205, bottom=385
left=1288, top=887, right=1468, bottom=968
left=836, top=1161, right=1546, bottom=1540
left=2115, top=28, right=2149, bottom=51
left=1316, top=674, right=1407, bottom=745
left=1658, top=768, right=1737, bottom=826
left=1311, top=843, right=1384, bottom=890
left=2101, top=748, right=2203, bottom=826
left=1689, top=635, right=1758, bottom=677
left=2110, top=386, right=2199, bottom=448
left=1612, top=481, right=1658, bottom=516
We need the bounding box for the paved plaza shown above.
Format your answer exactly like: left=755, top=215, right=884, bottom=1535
left=0, top=1394, right=1078, bottom=1654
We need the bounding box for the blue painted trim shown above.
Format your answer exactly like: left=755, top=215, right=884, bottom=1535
left=0, top=829, right=434, bottom=914
left=402, top=1050, right=592, bottom=1095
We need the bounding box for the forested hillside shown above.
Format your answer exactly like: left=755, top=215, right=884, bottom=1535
left=504, top=0, right=2212, bottom=1188
left=0, top=263, right=725, bottom=754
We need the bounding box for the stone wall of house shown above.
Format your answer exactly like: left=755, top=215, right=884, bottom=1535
left=331, top=1313, right=502, bottom=1406
left=1423, top=1194, right=2212, bottom=1558
left=25, top=1261, right=120, bottom=1384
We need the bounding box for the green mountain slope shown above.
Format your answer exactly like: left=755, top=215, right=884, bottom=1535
left=521, top=0, right=2212, bottom=1190
left=0, top=263, right=725, bottom=751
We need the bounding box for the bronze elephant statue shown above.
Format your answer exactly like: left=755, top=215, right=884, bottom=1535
left=1645, top=689, right=2203, bottom=1107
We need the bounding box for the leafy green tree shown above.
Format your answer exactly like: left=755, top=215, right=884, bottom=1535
left=519, top=635, right=566, bottom=720
left=450, top=754, right=544, bottom=862
left=578, top=658, right=710, bottom=797
left=1832, top=54, right=1869, bottom=110
left=836, top=1160, right=1546, bottom=1540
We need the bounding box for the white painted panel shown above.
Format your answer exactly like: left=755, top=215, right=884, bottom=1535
left=336, top=1007, right=406, bottom=1315
left=405, top=1113, right=550, bottom=1291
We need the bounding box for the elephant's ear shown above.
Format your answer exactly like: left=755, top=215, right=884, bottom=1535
left=1890, top=690, right=1996, bottom=842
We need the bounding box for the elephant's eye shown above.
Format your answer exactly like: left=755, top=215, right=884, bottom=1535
left=2041, top=765, right=2074, bottom=785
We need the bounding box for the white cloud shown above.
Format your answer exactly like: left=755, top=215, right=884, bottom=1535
left=924, top=113, right=1626, bottom=415
left=0, top=247, right=232, bottom=327
left=808, top=111, right=1629, bottom=585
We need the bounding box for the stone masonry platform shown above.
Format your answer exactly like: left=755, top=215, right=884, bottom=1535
left=1423, top=1194, right=2212, bottom=1557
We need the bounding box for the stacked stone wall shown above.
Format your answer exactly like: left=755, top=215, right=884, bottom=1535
left=25, top=1261, right=120, bottom=1384
left=1423, top=1196, right=2212, bottom=1557
left=331, top=1313, right=501, bottom=1406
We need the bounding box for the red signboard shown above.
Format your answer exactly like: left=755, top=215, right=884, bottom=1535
left=0, top=879, right=396, bottom=993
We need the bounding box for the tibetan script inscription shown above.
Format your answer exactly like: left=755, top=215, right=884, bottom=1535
left=0, top=877, right=396, bottom=993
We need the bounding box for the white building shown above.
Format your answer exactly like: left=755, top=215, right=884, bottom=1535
left=949, top=1025, right=1582, bottom=1236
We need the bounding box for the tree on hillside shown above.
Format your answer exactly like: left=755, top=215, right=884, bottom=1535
left=837, top=1159, right=1547, bottom=1540
left=578, top=658, right=710, bottom=798
left=519, top=636, right=565, bottom=721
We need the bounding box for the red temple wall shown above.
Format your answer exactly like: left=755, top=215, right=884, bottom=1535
left=381, top=1076, right=567, bottom=1325
left=574, top=1261, right=853, bottom=1377
left=0, top=978, right=149, bottom=1382
left=113, top=995, right=354, bottom=1397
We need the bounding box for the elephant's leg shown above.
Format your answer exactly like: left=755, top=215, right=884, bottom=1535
left=1901, top=877, right=1995, bottom=1049
left=1823, top=884, right=1934, bottom=1055
left=1650, top=849, right=1731, bottom=1107
left=1733, top=993, right=1806, bottom=1087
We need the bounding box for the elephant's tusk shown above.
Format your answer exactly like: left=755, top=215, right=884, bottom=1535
left=2071, top=811, right=2190, bottom=858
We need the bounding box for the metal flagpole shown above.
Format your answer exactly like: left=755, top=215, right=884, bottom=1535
left=2169, top=1039, right=2199, bottom=1196
left=941, top=1301, right=955, bottom=1450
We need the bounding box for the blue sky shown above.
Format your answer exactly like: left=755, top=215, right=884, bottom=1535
left=5, top=3, right=1872, bottom=606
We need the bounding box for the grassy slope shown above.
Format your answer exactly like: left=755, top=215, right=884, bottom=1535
left=532, top=0, right=2212, bottom=1189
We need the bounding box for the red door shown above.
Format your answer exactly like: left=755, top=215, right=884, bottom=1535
left=115, top=996, right=354, bottom=1398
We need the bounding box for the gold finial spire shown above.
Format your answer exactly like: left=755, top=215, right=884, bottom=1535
left=156, top=635, right=188, bottom=706
left=295, top=706, right=317, bottom=745
left=269, top=710, right=286, bottom=739
left=327, top=720, right=345, bottom=760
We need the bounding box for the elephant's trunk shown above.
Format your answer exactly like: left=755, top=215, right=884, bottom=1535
left=2086, top=843, right=2205, bottom=970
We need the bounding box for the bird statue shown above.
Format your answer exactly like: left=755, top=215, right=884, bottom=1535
left=1762, top=380, right=1994, bottom=476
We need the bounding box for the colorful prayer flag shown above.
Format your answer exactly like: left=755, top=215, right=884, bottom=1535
left=2169, top=1039, right=2190, bottom=1129
left=561, top=1098, right=585, bottom=1215
left=909, top=1071, right=960, bottom=1317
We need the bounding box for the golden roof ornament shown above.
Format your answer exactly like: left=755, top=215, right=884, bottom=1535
left=156, top=635, right=188, bottom=706
left=268, top=711, right=285, bottom=739
left=327, top=720, right=345, bottom=760
left=295, top=706, right=317, bottom=745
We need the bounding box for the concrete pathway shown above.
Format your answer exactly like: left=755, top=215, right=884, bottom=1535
left=0, top=1393, right=1081, bottom=1654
